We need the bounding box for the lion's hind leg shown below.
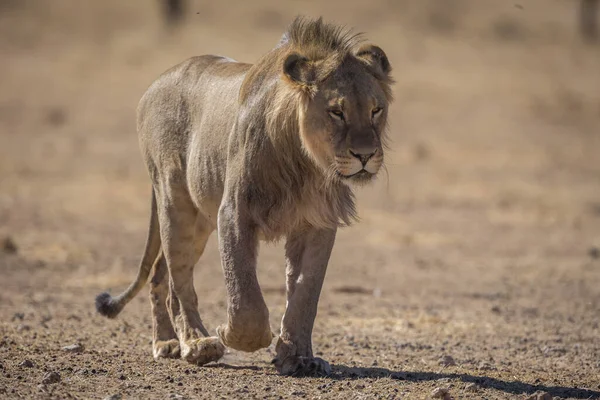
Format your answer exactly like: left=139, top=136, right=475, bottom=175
left=155, top=184, right=225, bottom=365
left=150, top=251, right=180, bottom=359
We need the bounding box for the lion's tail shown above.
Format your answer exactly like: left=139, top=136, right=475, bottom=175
left=95, top=190, right=161, bottom=318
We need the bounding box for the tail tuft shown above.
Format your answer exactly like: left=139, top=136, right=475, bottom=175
left=95, top=292, right=123, bottom=319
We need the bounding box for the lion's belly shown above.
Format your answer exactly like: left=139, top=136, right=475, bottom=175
left=186, top=134, right=228, bottom=228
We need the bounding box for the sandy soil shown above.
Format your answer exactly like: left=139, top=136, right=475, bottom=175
left=1, top=1, right=599, bottom=399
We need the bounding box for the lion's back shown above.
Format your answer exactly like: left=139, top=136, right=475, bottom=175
left=136, top=55, right=251, bottom=217
left=137, top=55, right=249, bottom=153
left=137, top=55, right=250, bottom=169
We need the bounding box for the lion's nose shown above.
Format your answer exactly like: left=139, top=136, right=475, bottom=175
left=349, top=148, right=377, bottom=167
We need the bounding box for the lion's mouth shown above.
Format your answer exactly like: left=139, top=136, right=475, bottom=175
left=336, top=169, right=373, bottom=180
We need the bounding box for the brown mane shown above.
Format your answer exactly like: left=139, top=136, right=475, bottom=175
left=234, top=17, right=373, bottom=239
left=278, top=16, right=364, bottom=62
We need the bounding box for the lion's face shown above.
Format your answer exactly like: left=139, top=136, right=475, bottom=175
left=286, top=45, right=392, bottom=186
left=303, top=63, right=388, bottom=185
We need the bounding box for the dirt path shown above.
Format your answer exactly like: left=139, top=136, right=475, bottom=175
left=1, top=1, right=599, bottom=399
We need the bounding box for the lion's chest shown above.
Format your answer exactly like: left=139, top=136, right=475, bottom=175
left=253, top=188, right=343, bottom=241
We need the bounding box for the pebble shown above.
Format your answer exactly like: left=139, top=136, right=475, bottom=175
left=464, top=383, right=478, bottom=392
left=41, top=372, right=61, bottom=384
left=477, top=361, right=495, bottom=371
left=19, top=360, right=34, bottom=368
left=525, top=392, right=552, bottom=400
left=103, top=394, right=122, bottom=400
left=62, top=343, right=84, bottom=353
left=1, top=236, right=18, bottom=254
left=438, top=355, right=456, bottom=367
left=12, top=312, right=25, bottom=321
left=431, top=387, right=453, bottom=400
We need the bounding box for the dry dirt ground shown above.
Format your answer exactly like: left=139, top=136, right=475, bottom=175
left=1, top=1, right=599, bottom=399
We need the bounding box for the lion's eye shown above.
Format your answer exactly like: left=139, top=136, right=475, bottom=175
left=372, top=107, right=383, bottom=117
left=329, top=110, right=344, bottom=120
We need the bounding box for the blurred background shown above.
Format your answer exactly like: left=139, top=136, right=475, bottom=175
left=0, top=1, right=599, bottom=398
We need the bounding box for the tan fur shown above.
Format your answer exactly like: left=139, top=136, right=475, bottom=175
left=95, top=16, right=393, bottom=375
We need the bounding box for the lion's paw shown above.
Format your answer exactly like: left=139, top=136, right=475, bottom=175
left=180, top=337, right=225, bottom=365
left=273, top=355, right=332, bottom=377
left=216, top=323, right=274, bottom=352
left=153, top=339, right=181, bottom=360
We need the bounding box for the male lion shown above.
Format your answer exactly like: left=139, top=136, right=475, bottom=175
left=95, top=16, right=393, bottom=376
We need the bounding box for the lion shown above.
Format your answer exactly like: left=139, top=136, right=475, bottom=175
left=95, top=16, right=393, bottom=376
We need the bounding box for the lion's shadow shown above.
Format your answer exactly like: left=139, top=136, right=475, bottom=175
left=329, top=364, right=600, bottom=399
left=209, top=362, right=599, bottom=398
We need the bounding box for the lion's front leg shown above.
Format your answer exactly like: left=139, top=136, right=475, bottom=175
left=274, top=227, right=336, bottom=376
left=216, top=203, right=274, bottom=352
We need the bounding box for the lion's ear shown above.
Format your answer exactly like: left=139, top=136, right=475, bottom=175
left=355, top=44, right=391, bottom=79
left=283, top=52, right=316, bottom=89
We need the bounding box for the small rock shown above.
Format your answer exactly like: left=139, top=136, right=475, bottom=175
left=41, top=372, right=60, bottom=384
left=45, top=107, right=67, bottom=127
left=11, top=313, right=25, bottom=321
left=103, top=394, right=122, bottom=400
left=414, top=143, right=430, bottom=160
left=120, top=321, right=132, bottom=333
left=524, top=392, right=553, bottom=400
left=464, top=383, right=478, bottom=392
left=20, top=360, right=34, bottom=368
left=490, top=305, right=501, bottom=314
left=40, top=315, right=52, bottom=328
left=438, top=355, right=456, bottom=367
left=62, top=343, right=84, bottom=353
left=1, top=236, right=18, bottom=254
left=477, top=361, right=495, bottom=371
left=17, top=324, right=31, bottom=332
left=431, top=387, right=453, bottom=400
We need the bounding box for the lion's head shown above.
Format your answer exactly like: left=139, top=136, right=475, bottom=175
left=278, top=18, right=394, bottom=186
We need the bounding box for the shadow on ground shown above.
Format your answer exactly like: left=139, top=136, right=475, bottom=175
left=331, top=365, right=600, bottom=399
